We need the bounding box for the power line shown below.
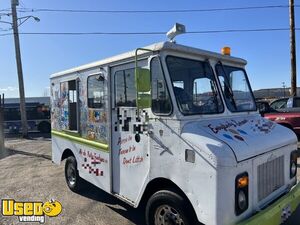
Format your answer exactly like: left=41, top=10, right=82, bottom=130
left=0, top=28, right=299, bottom=37
left=0, top=27, right=11, bottom=32
left=0, top=4, right=299, bottom=14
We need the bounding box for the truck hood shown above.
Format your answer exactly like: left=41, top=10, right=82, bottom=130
left=182, top=115, right=297, bottom=162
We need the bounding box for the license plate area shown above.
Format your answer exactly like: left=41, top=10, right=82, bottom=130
left=281, top=204, right=292, bottom=224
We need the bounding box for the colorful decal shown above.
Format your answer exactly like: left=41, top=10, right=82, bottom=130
left=50, top=82, right=61, bottom=130
left=207, top=118, right=276, bottom=143
left=234, top=135, right=244, bottom=141
left=208, top=119, right=248, bottom=134
left=60, top=82, right=69, bottom=130
left=79, top=149, right=107, bottom=176
left=208, top=119, right=248, bottom=142
left=237, top=129, right=248, bottom=135
left=228, top=129, right=239, bottom=135
left=51, top=69, right=109, bottom=144
left=250, top=119, right=275, bottom=134
left=223, top=134, right=233, bottom=140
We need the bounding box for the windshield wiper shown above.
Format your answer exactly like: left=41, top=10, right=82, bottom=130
left=217, top=62, right=237, bottom=110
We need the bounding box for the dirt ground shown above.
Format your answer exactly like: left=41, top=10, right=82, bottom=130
left=0, top=137, right=143, bottom=225
left=0, top=136, right=299, bottom=225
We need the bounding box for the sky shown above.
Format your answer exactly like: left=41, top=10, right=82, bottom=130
left=0, top=0, right=299, bottom=98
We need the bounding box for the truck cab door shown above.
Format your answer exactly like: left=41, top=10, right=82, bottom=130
left=111, top=63, right=150, bottom=203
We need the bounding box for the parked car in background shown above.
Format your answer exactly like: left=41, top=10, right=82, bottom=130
left=270, top=97, right=300, bottom=111
left=3, top=102, right=51, bottom=133
left=257, top=100, right=300, bottom=136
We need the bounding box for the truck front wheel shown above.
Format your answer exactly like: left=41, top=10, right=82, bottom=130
left=146, top=190, right=193, bottom=225
left=65, top=156, right=84, bottom=193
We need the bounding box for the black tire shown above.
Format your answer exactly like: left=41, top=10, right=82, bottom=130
left=146, top=190, right=195, bottom=225
left=38, top=121, right=51, bottom=133
left=64, top=156, right=85, bottom=193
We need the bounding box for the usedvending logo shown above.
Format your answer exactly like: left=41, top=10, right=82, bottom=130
left=1, top=199, right=62, bottom=223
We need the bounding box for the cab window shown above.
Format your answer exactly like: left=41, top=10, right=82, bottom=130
left=216, top=64, right=256, bottom=112
left=151, top=57, right=172, bottom=114
left=166, top=56, right=223, bottom=115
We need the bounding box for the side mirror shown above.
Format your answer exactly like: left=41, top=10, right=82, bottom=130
left=135, top=67, right=151, bottom=110
left=257, top=102, right=270, bottom=115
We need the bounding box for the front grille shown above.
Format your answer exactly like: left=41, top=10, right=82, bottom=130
left=257, top=156, right=284, bottom=201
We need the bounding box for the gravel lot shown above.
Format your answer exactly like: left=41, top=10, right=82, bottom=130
left=0, top=137, right=143, bottom=225
left=0, top=136, right=299, bottom=225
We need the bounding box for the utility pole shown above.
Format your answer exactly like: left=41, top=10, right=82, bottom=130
left=289, top=0, right=297, bottom=96
left=0, top=94, right=4, bottom=152
left=11, top=0, right=28, bottom=137
left=282, top=82, right=286, bottom=97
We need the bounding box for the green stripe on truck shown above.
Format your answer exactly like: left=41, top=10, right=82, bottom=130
left=51, top=130, right=109, bottom=152
left=237, top=183, right=300, bottom=225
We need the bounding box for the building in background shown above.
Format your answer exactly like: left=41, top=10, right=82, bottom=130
left=4, top=97, right=50, bottom=106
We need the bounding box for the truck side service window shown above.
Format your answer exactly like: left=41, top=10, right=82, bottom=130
left=88, top=75, right=105, bottom=108
left=151, top=57, right=172, bottom=114
left=60, top=81, right=69, bottom=130
left=115, top=69, right=136, bottom=107
left=68, top=80, right=78, bottom=130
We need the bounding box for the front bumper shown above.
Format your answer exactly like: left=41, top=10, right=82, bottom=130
left=237, top=182, right=300, bottom=225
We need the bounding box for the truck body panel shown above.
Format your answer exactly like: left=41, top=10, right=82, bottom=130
left=51, top=41, right=299, bottom=225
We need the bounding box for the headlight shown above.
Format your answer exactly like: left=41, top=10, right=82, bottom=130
left=235, top=172, right=249, bottom=216
left=290, top=151, right=298, bottom=178
left=291, top=162, right=297, bottom=176
left=237, top=190, right=247, bottom=211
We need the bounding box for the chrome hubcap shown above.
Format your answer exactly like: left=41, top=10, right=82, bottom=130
left=67, top=163, right=76, bottom=186
left=154, top=205, right=185, bottom=225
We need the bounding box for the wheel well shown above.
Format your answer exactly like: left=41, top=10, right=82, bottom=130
left=61, top=149, right=74, bottom=161
left=139, top=178, right=200, bottom=224
left=279, top=123, right=293, bottom=130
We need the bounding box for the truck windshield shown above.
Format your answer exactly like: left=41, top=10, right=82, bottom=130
left=166, top=56, right=224, bottom=115
left=215, top=63, right=256, bottom=112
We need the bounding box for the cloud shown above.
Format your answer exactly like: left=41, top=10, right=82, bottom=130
left=0, top=86, right=19, bottom=92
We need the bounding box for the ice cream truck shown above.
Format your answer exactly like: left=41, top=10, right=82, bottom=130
left=51, top=24, right=300, bottom=225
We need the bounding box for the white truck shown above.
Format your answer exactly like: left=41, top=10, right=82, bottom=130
left=50, top=26, right=300, bottom=225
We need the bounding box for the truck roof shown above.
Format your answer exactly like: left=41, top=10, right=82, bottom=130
left=50, top=41, right=247, bottom=79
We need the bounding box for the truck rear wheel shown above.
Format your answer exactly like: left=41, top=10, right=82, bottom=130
left=65, top=156, right=84, bottom=193
left=146, top=190, right=193, bottom=225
